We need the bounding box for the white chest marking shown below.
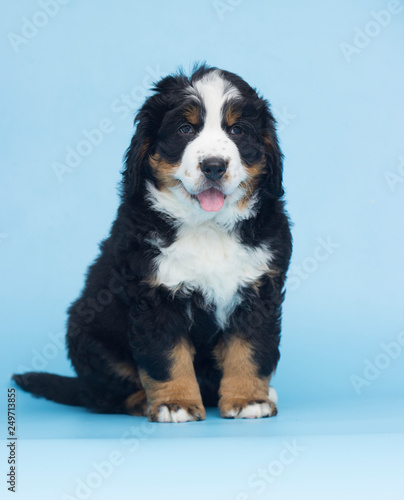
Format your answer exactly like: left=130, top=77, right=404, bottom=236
left=152, top=222, right=272, bottom=328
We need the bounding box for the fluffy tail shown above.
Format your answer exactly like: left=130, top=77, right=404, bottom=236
left=12, top=372, right=83, bottom=407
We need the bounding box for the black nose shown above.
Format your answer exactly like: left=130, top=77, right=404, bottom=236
left=201, top=157, right=227, bottom=181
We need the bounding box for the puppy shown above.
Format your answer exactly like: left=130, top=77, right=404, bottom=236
left=13, top=65, right=292, bottom=422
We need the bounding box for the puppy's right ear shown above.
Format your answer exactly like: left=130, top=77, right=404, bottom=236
left=122, top=106, right=153, bottom=200
left=121, top=73, right=185, bottom=200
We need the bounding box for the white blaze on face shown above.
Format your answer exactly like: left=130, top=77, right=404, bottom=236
left=146, top=70, right=258, bottom=227
left=175, top=71, right=247, bottom=197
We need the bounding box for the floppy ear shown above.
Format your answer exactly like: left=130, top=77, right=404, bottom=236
left=261, top=103, right=285, bottom=198
left=122, top=74, right=187, bottom=200
left=121, top=106, right=154, bottom=200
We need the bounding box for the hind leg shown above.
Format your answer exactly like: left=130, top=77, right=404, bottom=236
left=67, top=331, right=146, bottom=415
left=124, top=389, right=148, bottom=416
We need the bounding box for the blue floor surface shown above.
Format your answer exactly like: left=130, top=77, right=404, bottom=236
left=3, top=389, right=403, bottom=500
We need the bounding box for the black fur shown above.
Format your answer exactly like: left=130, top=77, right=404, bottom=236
left=13, top=65, right=292, bottom=416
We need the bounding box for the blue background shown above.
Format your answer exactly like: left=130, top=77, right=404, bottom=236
left=1, top=1, right=403, bottom=499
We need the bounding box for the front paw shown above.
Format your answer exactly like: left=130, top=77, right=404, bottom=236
left=147, top=401, right=206, bottom=423
left=219, top=398, right=277, bottom=419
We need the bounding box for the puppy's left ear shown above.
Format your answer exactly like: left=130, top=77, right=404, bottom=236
left=261, top=103, right=285, bottom=198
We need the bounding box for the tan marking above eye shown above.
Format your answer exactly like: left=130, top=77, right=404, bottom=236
left=225, top=105, right=241, bottom=127
left=183, top=105, right=200, bottom=125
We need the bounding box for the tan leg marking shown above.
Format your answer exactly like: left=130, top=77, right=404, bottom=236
left=215, top=337, right=277, bottom=419
left=139, top=341, right=205, bottom=423
left=225, top=104, right=241, bottom=127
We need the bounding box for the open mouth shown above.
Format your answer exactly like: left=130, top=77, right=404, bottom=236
left=192, top=187, right=226, bottom=212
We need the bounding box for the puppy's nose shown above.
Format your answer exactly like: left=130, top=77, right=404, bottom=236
left=201, top=157, right=227, bottom=181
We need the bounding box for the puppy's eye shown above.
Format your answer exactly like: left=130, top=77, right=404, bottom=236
left=178, top=124, right=195, bottom=135
left=230, top=125, right=243, bottom=136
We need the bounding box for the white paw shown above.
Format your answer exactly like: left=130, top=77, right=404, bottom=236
left=238, top=402, right=274, bottom=419
left=156, top=405, right=196, bottom=423
left=223, top=401, right=276, bottom=419
left=268, top=386, right=278, bottom=405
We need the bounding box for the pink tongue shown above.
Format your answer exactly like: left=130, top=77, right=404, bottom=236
left=197, top=188, right=225, bottom=212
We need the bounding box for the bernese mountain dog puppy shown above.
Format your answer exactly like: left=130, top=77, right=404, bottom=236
left=13, top=65, right=292, bottom=422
